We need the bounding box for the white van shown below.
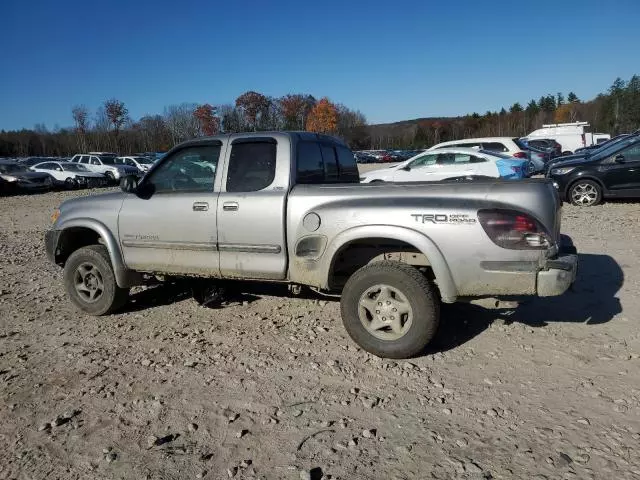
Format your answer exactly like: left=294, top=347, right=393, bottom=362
left=525, top=122, right=609, bottom=154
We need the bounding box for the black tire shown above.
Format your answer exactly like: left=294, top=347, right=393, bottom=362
left=64, top=177, right=77, bottom=190
left=105, top=171, right=115, bottom=183
left=63, top=245, right=129, bottom=315
left=340, top=261, right=440, bottom=359
left=568, top=179, right=602, bottom=207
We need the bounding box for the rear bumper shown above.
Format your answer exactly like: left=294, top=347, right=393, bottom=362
left=537, top=242, right=578, bottom=297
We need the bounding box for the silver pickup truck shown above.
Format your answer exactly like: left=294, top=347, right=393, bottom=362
left=45, top=132, right=577, bottom=358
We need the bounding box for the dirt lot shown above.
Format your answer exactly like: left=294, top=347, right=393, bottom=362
left=1, top=185, right=639, bottom=480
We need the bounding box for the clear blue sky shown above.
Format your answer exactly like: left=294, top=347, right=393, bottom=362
left=1, top=0, right=639, bottom=130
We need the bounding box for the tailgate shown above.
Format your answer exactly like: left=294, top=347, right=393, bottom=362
left=484, top=179, right=562, bottom=246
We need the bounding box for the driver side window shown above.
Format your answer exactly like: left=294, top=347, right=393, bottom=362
left=408, top=154, right=437, bottom=169
left=621, top=144, right=640, bottom=162
left=146, top=145, right=221, bottom=193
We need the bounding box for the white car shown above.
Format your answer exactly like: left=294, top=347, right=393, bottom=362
left=69, top=153, right=140, bottom=182
left=359, top=148, right=528, bottom=183
left=115, top=156, right=154, bottom=173
left=429, top=137, right=527, bottom=157
left=30, top=161, right=108, bottom=189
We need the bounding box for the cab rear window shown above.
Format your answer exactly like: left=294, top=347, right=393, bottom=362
left=296, top=141, right=359, bottom=184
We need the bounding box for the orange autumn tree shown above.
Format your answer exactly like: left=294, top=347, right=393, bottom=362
left=306, top=97, right=338, bottom=134
left=193, top=103, right=220, bottom=136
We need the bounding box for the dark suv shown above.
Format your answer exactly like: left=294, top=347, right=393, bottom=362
left=547, top=134, right=640, bottom=206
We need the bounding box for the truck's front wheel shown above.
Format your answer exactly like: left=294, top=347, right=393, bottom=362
left=63, top=245, right=129, bottom=316
left=340, top=261, right=439, bottom=359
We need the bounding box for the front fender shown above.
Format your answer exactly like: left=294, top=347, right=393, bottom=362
left=321, top=225, right=458, bottom=303
left=54, top=217, right=141, bottom=288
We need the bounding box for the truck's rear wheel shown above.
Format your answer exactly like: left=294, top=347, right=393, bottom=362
left=63, top=245, right=129, bottom=315
left=340, top=261, right=439, bottom=359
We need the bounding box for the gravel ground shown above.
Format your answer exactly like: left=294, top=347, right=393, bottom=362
left=1, top=185, right=639, bottom=480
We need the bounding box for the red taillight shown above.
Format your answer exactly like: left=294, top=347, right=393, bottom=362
left=513, top=151, right=527, bottom=159
left=478, top=210, right=551, bottom=250
left=513, top=215, right=536, bottom=232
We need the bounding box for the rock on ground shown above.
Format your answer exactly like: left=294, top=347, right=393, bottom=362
left=0, top=188, right=639, bottom=479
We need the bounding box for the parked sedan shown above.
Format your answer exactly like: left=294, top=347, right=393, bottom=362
left=115, top=156, right=154, bottom=173
left=513, top=138, right=552, bottom=173
left=354, top=152, right=377, bottom=163
left=525, top=138, right=562, bottom=158
left=547, top=134, right=640, bottom=206
left=18, top=156, right=61, bottom=167
left=359, top=148, right=528, bottom=183
left=30, top=161, right=108, bottom=189
left=0, top=162, right=53, bottom=194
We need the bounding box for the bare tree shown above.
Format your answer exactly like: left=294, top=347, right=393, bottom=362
left=104, top=99, right=128, bottom=151
left=71, top=105, right=89, bottom=152
left=164, top=103, right=199, bottom=144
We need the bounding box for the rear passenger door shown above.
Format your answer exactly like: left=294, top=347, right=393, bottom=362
left=430, top=152, right=475, bottom=180
left=217, top=137, right=288, bottom=280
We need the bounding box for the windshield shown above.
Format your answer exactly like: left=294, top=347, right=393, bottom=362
left=134, top=157, right=153, bottom=164
left=63, top=164, right=90, bottom=172
left=99, top=156, right=117, bottom=165
left=592, top=136, right=638, bottom=159
left=0, top=164, right=26, bottom=174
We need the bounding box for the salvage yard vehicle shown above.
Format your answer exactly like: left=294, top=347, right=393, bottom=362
left=547, top=133, right=640, bottom=206
left=45, top=132, right=578, bottom=359
left=115, top=156, right=154, bottom=173
left=69, top=153, right=141, bottom=183
left=0, top=161, right=53, bottom=193
left=525, top=121, right=610, bottom=155
left=30, top=161, right=108, bottom=189
left=359, top=147, right=528, bottom=183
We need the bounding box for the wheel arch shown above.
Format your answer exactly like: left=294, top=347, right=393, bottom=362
left=54, top=218, right=142, bottom=288
left=322, top=225, right=458, bottom=303
left=565, top=175, right=606, bottom=200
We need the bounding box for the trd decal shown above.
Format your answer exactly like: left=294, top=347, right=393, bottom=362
left=411, top=214, right=476, bottom=224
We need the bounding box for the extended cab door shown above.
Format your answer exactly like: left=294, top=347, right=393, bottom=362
left=216, top=136, right=288, bottom=280
left=118, top=142, right=223, bottom=276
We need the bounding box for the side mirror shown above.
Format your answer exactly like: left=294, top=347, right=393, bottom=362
left=615, top=154, right=625, bottom=164
left=401, top=165, right=411, bottom=171
left=120, top=175, right=139, bottom=193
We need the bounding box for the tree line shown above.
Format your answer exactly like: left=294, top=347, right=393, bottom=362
left=1, top=75, right=638, bottom=157
left=363, top=75, right=640, bottom=150
left=0, top=92, right=366, bottom=157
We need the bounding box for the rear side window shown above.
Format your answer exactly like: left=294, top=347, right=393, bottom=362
left=226, top=141, right=277, bottom=192
left=321, top=145, right=339, bottom=182
left=297, top=142, right=324, bottom=184
left=621, top=144, right=640, bottom=161
left=452, top=142, right=481, bottom=149
left=336, top=146, right=359, bottom=182
left=482, top=142, right=509, bottom=152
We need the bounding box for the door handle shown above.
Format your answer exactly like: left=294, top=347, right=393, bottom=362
left=193, top=202, right=209, bottom=212
left=223, top=202, right=239, bottom=211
